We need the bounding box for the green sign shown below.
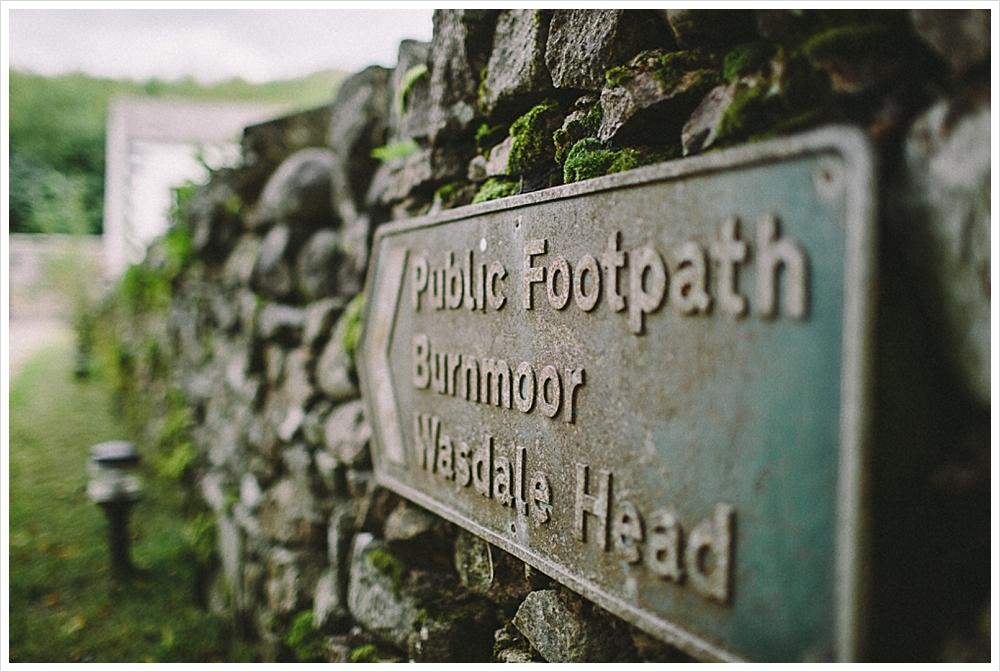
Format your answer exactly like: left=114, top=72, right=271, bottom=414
left=358, top=127, right=876, bottom=661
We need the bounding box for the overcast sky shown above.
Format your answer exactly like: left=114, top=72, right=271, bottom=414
left=6, top=6, right=435, bottom=83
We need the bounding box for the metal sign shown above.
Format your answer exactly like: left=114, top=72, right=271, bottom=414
left=357, top=127, right=876, bottom=662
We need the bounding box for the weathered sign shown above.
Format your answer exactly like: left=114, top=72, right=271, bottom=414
left=358, top=127, right=876, bottom=662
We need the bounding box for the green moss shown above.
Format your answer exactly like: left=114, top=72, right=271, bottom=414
left=472, top=177, right=519, bottom=204
left=553, top=100, right=602, bottom=165
left=285, top=610, right=326, bottom=662
left=607, top=146, right=676, bottom=174
left=433, top=181, right=467, bottom=205
left=477, top=65, right=490, bottom=111
left=475, top=123, right=491, bottom=143
left=802, top=24, right=895, bottom=61
left=506, top=99, right=562, bottom=175
left=367, top=547, right=407, bottom=594
left=606, top=49, right=715, bottom=92
left=370, top=139, right=419, bottom=163
left=562, top=138, right=616, bottom=184
left=715, top=84, right=771, bottom=144
left=341, top=292, right=365, bottom=372
left=397, top=64, right=427, bottom=116
left=349, top=644, right=382, bottom=663
left=723, top=42, right=777, bottom=81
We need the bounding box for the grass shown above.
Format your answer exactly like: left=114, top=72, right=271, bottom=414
left=7, top=342, right=256, bottom=662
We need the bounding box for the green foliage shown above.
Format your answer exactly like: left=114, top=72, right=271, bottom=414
left=184, top=511, right=217, bottom=567
left=397, top=64, right=428, bottom=116
left=471, top=178, right=519, bottom=204
left=371, top=139, right=420, bottom=162
left=285, top=611, right=327, bottom=662
left=349, top=644, right=382, bottom=663
left=507, top=99, right=562, bottom=175
left=120, top=263, right=173, bottom=314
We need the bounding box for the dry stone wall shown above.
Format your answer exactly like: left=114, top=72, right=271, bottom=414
left=121, top=9, right=990, bottom=662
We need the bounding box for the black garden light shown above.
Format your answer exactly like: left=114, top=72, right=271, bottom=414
left=87, top=441, right=142, bottom=581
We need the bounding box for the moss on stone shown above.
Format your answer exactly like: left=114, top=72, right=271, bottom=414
left=607, top=146, right=677, bottom=175
left=397, top=64, right=428, bottom=116
left=554, top=100, right=602, bottom=166
left=606, top=49, right=716, bottom=92
left=562, top=138, right=616, bottom=184
left=367, top=547, right=407, bottom=594
left=801, top=24, right=895, bottom=61
left=433, top=181, right=467, bottom=205
left=340, top=292, right=365, bottom=372
left=349, top=644, right=382, bottom=663
left=506, top=99, right=562, bottom=175
left=472, top=177, right=519, bottom=204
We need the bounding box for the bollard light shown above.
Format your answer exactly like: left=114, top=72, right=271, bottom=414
left=87, top=441, right=142, bottom=581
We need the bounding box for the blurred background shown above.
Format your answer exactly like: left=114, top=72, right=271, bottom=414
left=5, top=8, right=431, bottom=662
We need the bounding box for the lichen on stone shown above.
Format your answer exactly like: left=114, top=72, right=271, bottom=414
left=506, top=99, right=563, bottom=175
left=606, top=49, right=716, bottom=92
left=472, top=177, right=519, bottom=204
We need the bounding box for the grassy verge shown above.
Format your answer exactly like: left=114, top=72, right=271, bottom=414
left=7, top=342, right=255, bottom=662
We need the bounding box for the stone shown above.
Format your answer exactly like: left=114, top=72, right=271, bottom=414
left=240, top=473, right=265, bottom=511
left=223, top=235, right=263, bottom=289
left=296, top=229, right=350, bottom=302
left=264, top=344, right=286, bottom=386
left=426, top=10, right=500, bottom=143
left=248, top=148, right=338, bottom=230
left=303, top=297, right=346, bottom=352
left=302, top=400, right=333, bottom=446
left=479, top=10, right=554, bottom=118
left=909, top=9, right=990, bottom=75
left=324, top=399, right=371, bottom=468
left=484, top=135, right=515, bottom=177
left=200, top=470, right=229, bottom=513
left=316, top=333, right=359, bottom=402
left=281, top=442, right=312, bottom=479
left=216, top=512, right=244, bottom=613
left=384, top=501, right=451, bottom=569
left=265, top=547, right=326, bottom=616
left=552, top=94, right=601, bottom=165
left=389, top=39, right=432, bottom=143
left=239, top=106, right=331, bottom=206
left=185, top=168, right=242, bottom=261
left=663, top=9, right=757, bottom=51
left=256, top=303, right=305, bottom=344
left=252, top=225, right=295, bottom=300
left=893, top=92, right=990, bottom=406
left=598, top=50, right=719, bottom=145
left=258, top=477, right=324, bottom=546
left=346, top=532, right=421, bottom=650
left=545, top=10, right=674, bottom=91
left=681, top=81, right=739, bottom=156
left=453, top=529, right=532, bottom=610
left=512, top=589, right=631, bottom=662
left=313, top=569, right=349, bottom=629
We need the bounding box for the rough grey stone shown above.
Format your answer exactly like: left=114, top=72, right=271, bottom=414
left=313, top=569, right=348, bottom=629
left=264, top=344, right=286, bottom=386
left=324, top=399, right=371, bottom=467
left=279, top=347, right=315, bottom=409
left=384, top=501, right=442, bottom=566
left=240, top=473, right=265, bottom=511
left=256, top=303, right=306, bottom=344
left=894, top=93, right=990, bottom=405
left=316, top=331, right=359, bottom=402
left=910, top=9, right=990, bottom=75
left=296, top=229, right=349, bottom=302
left=681, top=82, right=739, bottom=156
left=389, top=39, right=432, bottom=143
left=252, top=225, right=295, bottom=300
left=314, top=450, right=340, bottom=494
left=598, top=53, right=718, bottom=145
left=512, top=589, right=623, bottom=662
left=346, top=533, right=421, bottom=650
left=258, top=477, right=324, bottom=546
left=303, top=297, right=346, bottom=352
left=185, top=168, right=242, bottom=261
left=545, top=10, right=674, bottom=91
left=265, top=547, right=325, bottom=616
left=302, top=400, right=333, bottom=446
left=479, top=10, right=553, bottom=117
left=427, top=9, right=499, bottom=142
left=484, top=135, right=515, bottom=177
left=223, top=235, right=263, bottom=289
left=454, top=529, right=531, bottom=609
left=249, top=148, right=338, bottom=230
left=200, top=470, right=228, bottom=513
left=663, top=9, right=757, bottom=50
left=281, top=443, right=312, bottom=479
left=216, top=512, right=244, bottom=612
